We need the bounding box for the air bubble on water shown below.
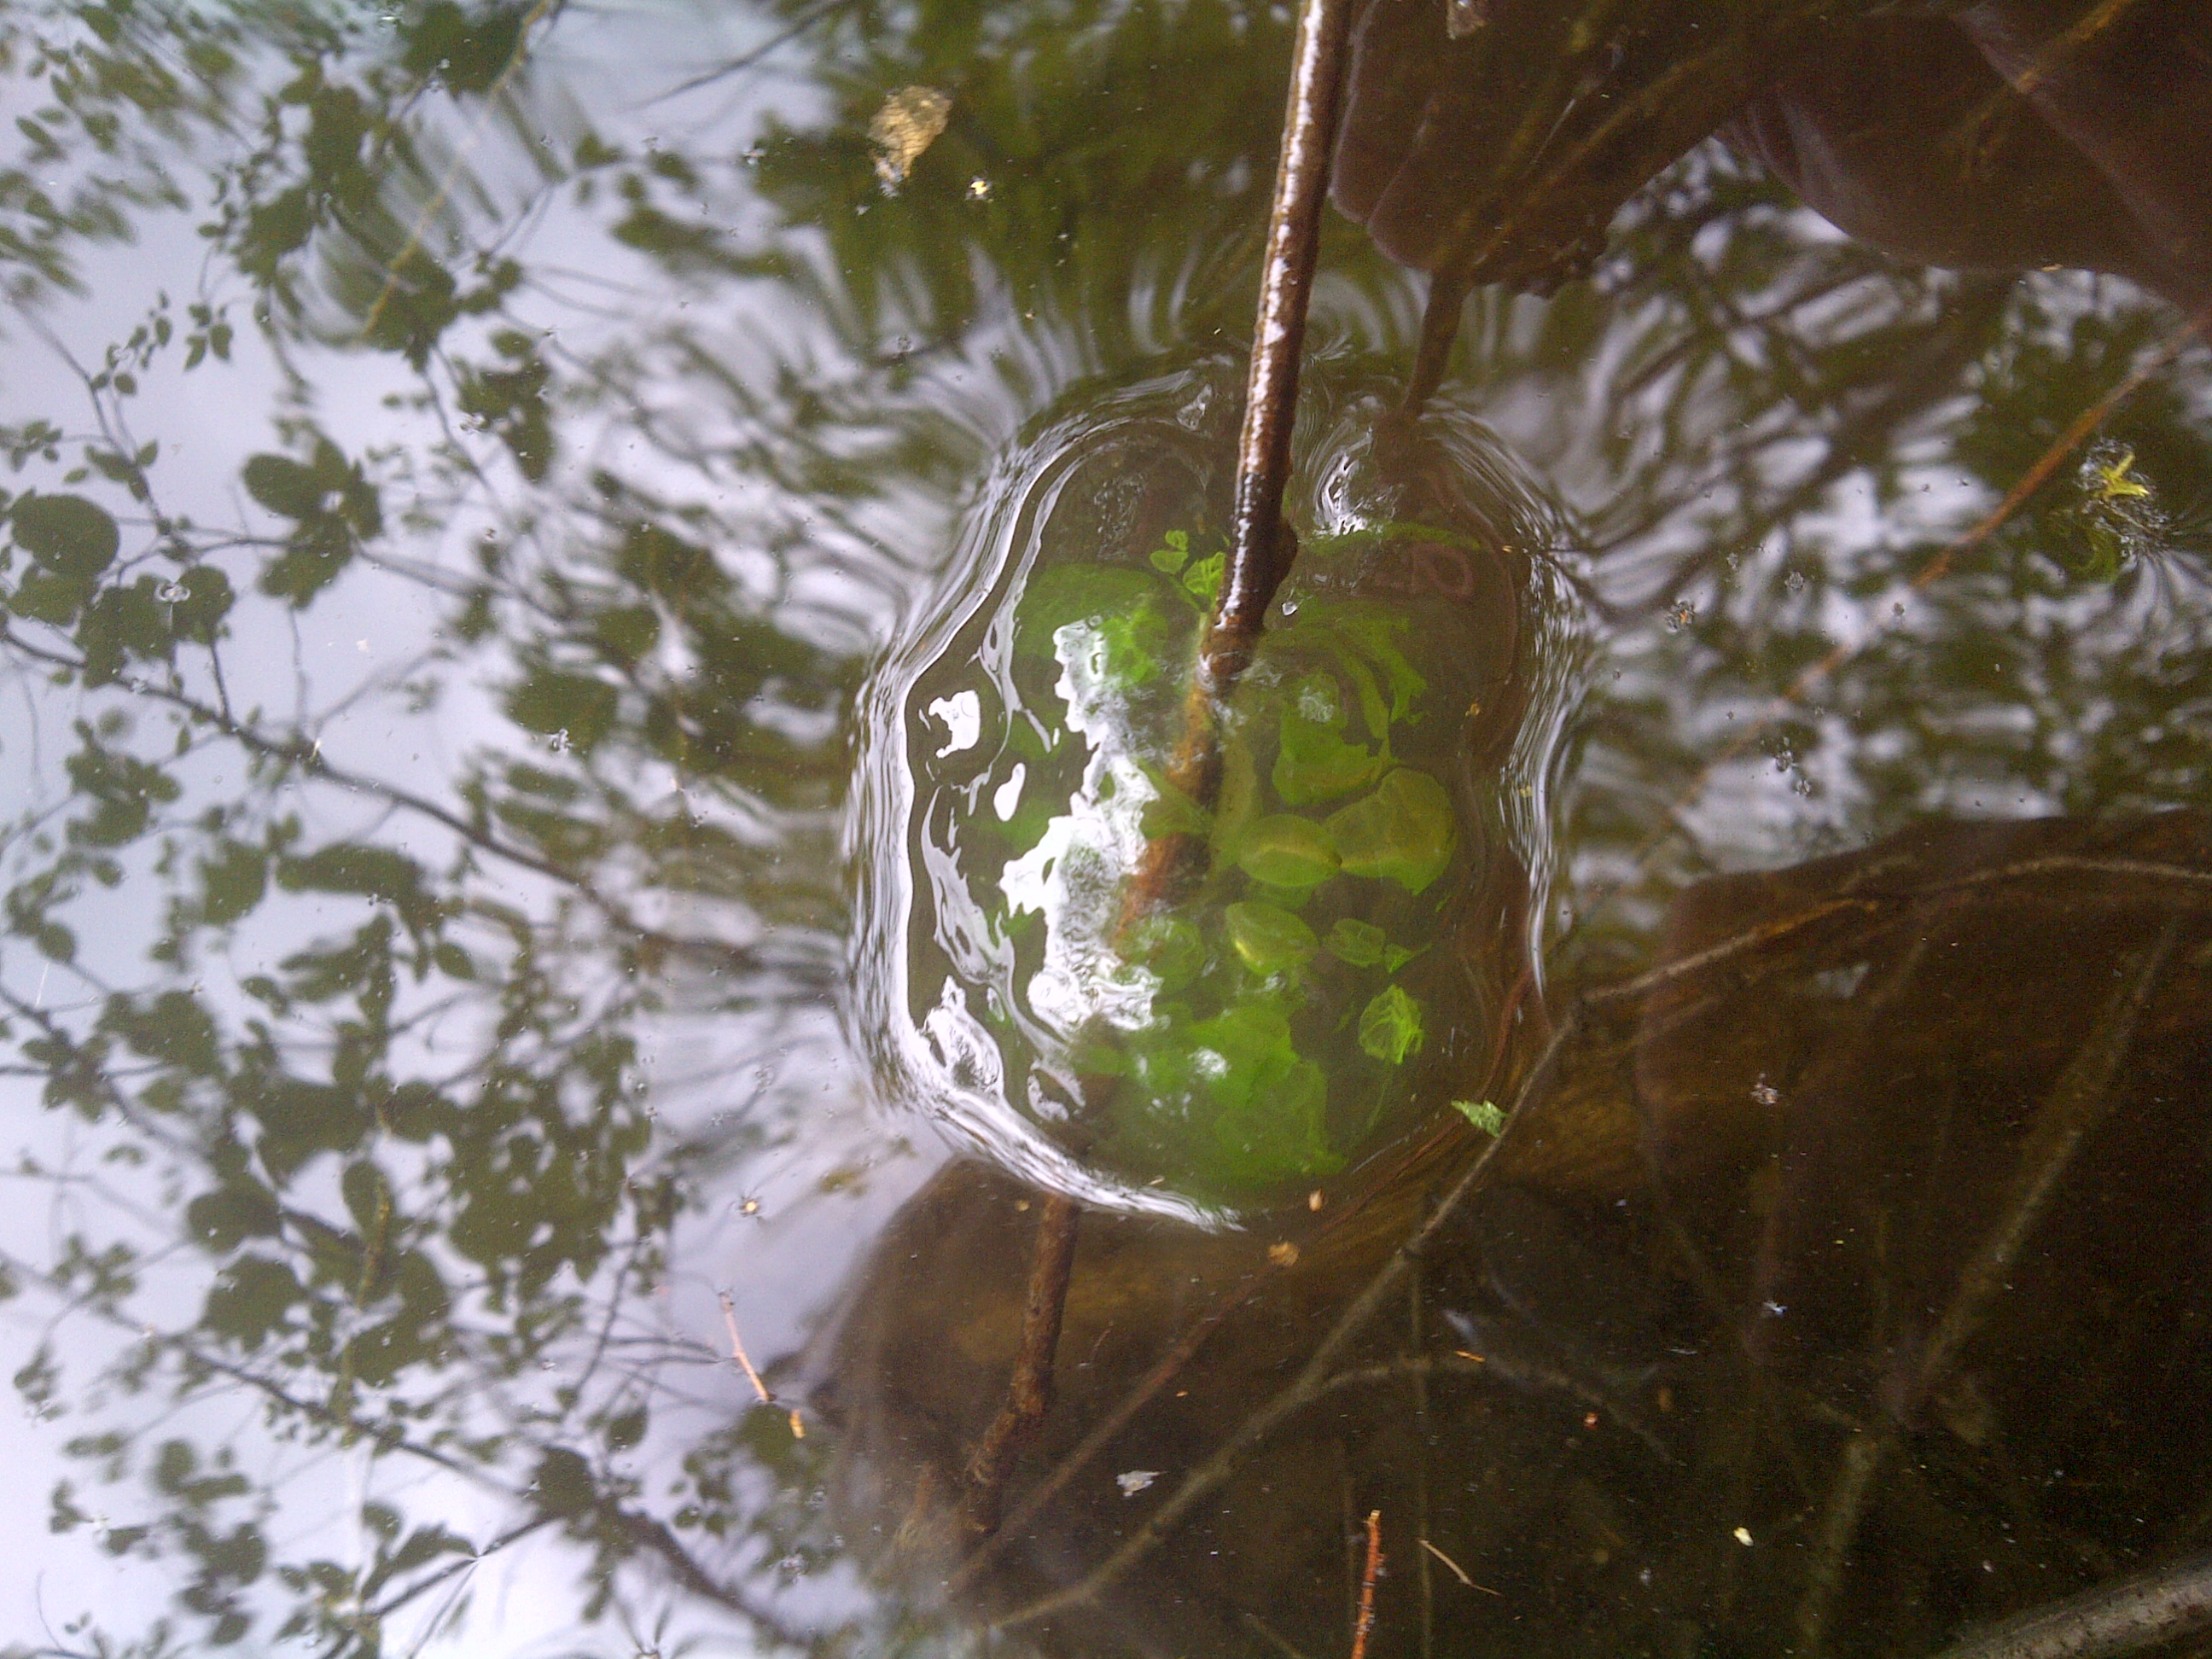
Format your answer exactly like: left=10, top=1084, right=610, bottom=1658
left=155, top=580, right=189, bottom=602
left=1791, top=775, right=1813, bottom=797
left=1784, top=569, right=1807, bottom=593
left=1278, top=598, right=1298, bottom=618
left=547, top=729, right=570, bottom=753
left=967, top=177, right=992, bottom=201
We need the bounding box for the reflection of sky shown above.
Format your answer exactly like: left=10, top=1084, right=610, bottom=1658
left=0, top=2, right=949, bottom=1650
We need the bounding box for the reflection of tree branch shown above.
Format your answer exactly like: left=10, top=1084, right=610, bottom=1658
left=315, top=1513, right=560, bottom=1659
left=1598, top=276, right=2015, bottom=619
left=601, top=1505, right=812, bottom=1650
left=0, top=623, right=825, bottom=988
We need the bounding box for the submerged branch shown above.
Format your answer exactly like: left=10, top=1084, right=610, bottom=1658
left=1926, top=1550, right=2212, bottom=1659
left=963, top=1193, right=1082, bottom=1535
left=1792, top=921, right=2181, bottom=1656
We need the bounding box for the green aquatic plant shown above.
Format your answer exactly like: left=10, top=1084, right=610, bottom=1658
left=978, top=521, right=1470, bottom=1198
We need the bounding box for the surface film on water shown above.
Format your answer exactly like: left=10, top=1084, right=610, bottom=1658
left=0, top=0, right=2209, bottom=1655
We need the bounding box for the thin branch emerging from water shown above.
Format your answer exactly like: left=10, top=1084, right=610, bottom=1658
left=1350, top=1509, right=1385, bottom=1659
left=1123, top=0, right=1354, bottom=918
left=716, top=1291, right=772, bottom=1406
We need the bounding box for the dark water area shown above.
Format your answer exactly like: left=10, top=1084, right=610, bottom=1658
left=0, top=1, right=2209, bottom=1656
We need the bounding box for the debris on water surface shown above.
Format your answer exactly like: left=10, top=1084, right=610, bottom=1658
left=1116, top=1470, right=1161, bottom=1496
left=870, top=86, right=952, bottom=189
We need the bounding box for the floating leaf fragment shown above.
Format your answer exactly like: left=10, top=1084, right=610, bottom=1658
left=869, top=85, right=952, bottom=188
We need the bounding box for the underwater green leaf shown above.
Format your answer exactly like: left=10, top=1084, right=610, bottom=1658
left=1182, top=550, right=1225, bottom=607
left=1014, top=565, right=1161, bottom=657
left=1225, top=900, right=1318, bottom=975
left=1148, top=528, right=1190, bottom=574
left=1325, top=917, right=1387, bottom=967
left=1358, top=984, right=1424, bottom=1065
left=1326, top=768, right=1456, bottom=894
left=1124, top=913, right=1203, bottom=992
left=1138, top=774, right=1211, bottom=839
left=1272, top=672, right=1383, bottom=805
left=1234, top=814, right=1338, bottom=889
left=1210, top=1048, right=1337, bottom=1182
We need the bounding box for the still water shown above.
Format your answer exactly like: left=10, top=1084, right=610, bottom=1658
left=1, top=1, right=2208, bottom=1655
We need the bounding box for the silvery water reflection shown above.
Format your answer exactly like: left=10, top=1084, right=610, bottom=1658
left=0, top=0, right=2206, bottom=1653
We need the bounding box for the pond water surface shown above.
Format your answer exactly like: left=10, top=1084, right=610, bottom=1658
left=2, top=2, right=2209, bottom=1656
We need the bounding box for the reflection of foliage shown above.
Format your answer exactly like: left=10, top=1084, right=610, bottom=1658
left=0, top=0, right=2204, bottom=1649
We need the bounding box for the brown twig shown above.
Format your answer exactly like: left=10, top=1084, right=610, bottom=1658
left=1927, top=1550, right=2212, bottom=1659
left=960, top=0, right=1353, bottom=1551
left=1122, top=0, right=1354, bottom=919
left=717, top=1291, right=772, bottom=1406
left=963, top=1192, right=1083, bottom=1535
left=1351, top=1509, right=1385, bottom=1659
left=948, top=1254, right=1275, bottom=1591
